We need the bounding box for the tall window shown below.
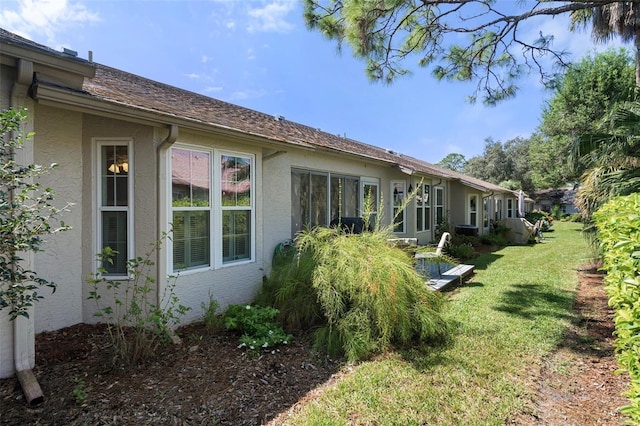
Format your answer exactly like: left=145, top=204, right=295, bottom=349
left=495, top=199, right=503, bottom=221
left=172, top=148, right=211, bottom=270
left=434, top=186, right=445, bottom=228
left=392, top=181, right=406, bottom=233
left=416, top=184, right=430, bottom=232
left=98, top=140, right=132, bottom=276
left=221, top=154, right=253, bottom=263
left=361, top=179, right=379, bottom=229
left=507, top=199, right=514, bottom=218
left=468, top=194, right=478, bottom=227
left=483, top=197, right=490, bottom=228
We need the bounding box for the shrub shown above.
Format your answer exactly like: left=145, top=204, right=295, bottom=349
left=201, top=294, right=222, bottom=331
left=446, top=242, right=476, bottom=260
left=594, top=193, right=640, bottom=422
left=223, top=304, right=292, bottom=353
left=525, top=210, right=553, bottom=231
left=259, top=226, right=449, bottom=362
left=479, top=232, right=507, bottom=247
left=87, top=236, right=191, bottom=366
left=550, top=204, right=565, bottom=220
left=0, top=108, right=72, bottom=319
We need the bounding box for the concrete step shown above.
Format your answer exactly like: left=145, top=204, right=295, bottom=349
left=427, top=264, right=475, bottom=291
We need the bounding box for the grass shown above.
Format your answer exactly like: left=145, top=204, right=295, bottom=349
left=279, top=222, right=590, bottom=425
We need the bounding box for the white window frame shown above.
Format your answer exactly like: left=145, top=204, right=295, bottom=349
left=95, top=138, right=134, bottom=278
left=216, top=150, right=255, bottom=267
left=468, top=194, right=478, bottom=227
left=168, top=145, right=256, bottom=273
left=391, top=180, right=406, bottom=234
left=434, top=186, right=445, bottom=229
left=416, top=183, right=430, bottom=232
left=170, top=145, right=213, bottom=272
left=507, top=198, right=514, bottom=218
left=360, top=177, right=379, bottom=230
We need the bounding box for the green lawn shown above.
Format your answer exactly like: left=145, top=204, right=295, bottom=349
left=280, top=221, right=590, bottom=425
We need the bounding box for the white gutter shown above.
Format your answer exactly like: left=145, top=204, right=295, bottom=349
left=10, top=58, right=44, bottom=406
left=156, top=125, right=180, bottom=343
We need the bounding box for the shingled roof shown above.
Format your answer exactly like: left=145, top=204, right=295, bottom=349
left=1, top=27, right=513, bottom=194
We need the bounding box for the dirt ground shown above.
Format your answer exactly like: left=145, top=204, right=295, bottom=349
left=0, top=263, right=629, bottom=425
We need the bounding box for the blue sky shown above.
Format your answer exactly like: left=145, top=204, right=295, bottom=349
left=0, top=0, right=623, bottom=163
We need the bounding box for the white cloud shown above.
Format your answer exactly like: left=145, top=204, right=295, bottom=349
left=247, top=48, right=256, bottom=60
left=204, top=86, right=223, bottom=93
left=230, top=88, right=267, bottom=101
left=0, top=0, right=99, bottom=46
left=247, top=1, right=295, bottom=33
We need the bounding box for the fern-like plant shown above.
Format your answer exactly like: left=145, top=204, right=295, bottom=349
left=260, top=225, right=449, bottom=362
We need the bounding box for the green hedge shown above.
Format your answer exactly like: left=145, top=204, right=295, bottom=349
left=594, top=193, right=640, bottom=422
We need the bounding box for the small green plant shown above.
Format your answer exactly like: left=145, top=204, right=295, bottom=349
left=87, top=234, right=191, bottom=366
left=201, top=294, right=221, bottom=331
left=72, top=377, right=87, bottom=405
left=224, top=304, right=292, bottom=352
left=0, top=108, right=72, bottom=319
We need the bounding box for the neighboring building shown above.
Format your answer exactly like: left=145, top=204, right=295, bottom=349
left=533, top=188, right=579, bottom=215
left=0, top=29, right=520, bottom=379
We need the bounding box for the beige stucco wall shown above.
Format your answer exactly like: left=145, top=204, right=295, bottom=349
left=156, top=130, right=266, bottom=324
left=32, top=104, right=85, bottom=332
left=80, top=115, right=158, bottom=323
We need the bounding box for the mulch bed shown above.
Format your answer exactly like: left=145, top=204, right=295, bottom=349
left=0, top=262, right=630, bottom=425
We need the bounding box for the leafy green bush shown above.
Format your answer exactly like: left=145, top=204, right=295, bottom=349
left=446, top=242, right=476, bottom=260
left=550, top=204, right=565, bottom=220
left=223, top=304, right=292, bottom=352
left=525, top=210, right=553, bottom=231
left=87, top=236, right=191, bottom=366
left=594, top=193, right=640, bottom=422
left=259, top=226, right=449, bottom=362
left=0, top=108, right=72, bottom=319
left=479, top=232, right=507, bottom=247
left=565, top=213, right=582, bottom=222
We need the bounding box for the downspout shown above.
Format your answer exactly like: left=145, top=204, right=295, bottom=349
left=10, top=58, right=44, bottom=406
left=156, top=125, right=178, bottom=342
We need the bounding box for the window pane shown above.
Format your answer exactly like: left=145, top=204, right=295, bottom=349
left=344, top=178, right=359, bottom=217
left=172, top=210, right=210, bottom=270
left=102, top=211, right=127, bottom=274
left=363, top=184, right=378, bottom=227
left=330, top=176, right=341, bottom=221
left=392, top=182, right=405, bottom=232
left=223, top=210, right=251, bottom=262
left=102, top=145, right=128, bottom=207
left=172, top=148, right=210, bottom=207
left=221, top=155, right=251, bottom=207
left=311, top=174, right=327, bottom=228
left=291, top=170, right=310, bottom=235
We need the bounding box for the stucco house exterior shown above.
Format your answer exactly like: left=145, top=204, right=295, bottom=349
left=0, top=29, right=521, bottom=383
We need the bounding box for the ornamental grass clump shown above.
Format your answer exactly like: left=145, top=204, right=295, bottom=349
left=260, top=226, right=449, bottom=362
